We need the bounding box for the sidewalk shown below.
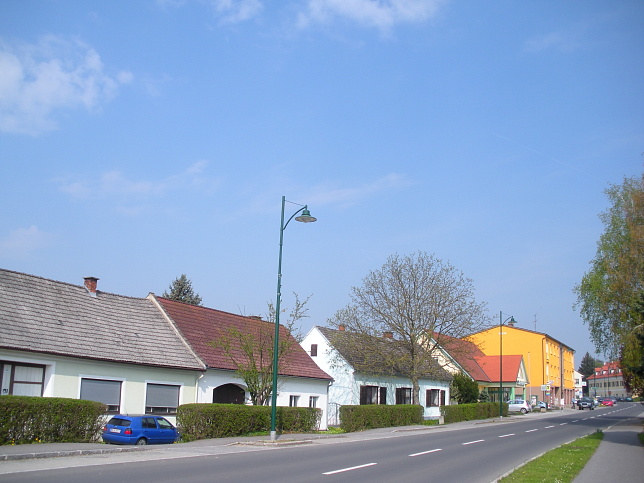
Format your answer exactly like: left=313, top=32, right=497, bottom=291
left=573, top=411, right=644, bottom=482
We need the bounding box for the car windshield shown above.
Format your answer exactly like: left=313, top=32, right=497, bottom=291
left=157, top=418, right=173, bottom=429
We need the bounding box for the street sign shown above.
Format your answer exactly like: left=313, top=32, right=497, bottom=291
left=540, top=384, right=550, bottom=391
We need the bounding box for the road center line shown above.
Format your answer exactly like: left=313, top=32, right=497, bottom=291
left=559, top=423, right=567, bottom=425
left=544, top=425, right=555, bottom=428
left=525, top=429, right=538, bottom=433
left=462, top=439, right=485, bottom=445
left=409, top=448, right=442, bottom=457
left=498, top=434, right=515, bottom=438
left=323, top=463, right=377, bottom=475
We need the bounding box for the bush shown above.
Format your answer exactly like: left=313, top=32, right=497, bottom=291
left=339, top=404, right=423, bottom=433
left=176, top=404, right=321, bottom=441
left=0, top=396, right=106, bottom=445
left=440, top=402, right=507, bottom=424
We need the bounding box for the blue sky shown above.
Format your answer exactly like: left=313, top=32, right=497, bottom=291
left=1, top=1, right=642, bottom=365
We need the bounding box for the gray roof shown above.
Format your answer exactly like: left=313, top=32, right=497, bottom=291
left=0, top=269, right=204, bottom=370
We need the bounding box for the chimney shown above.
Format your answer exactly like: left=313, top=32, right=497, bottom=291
left=338, top=325, right=345, bottom=332
left=84, top=277, right=99, bottom=297
left=383, top=331, right=393, bottom=339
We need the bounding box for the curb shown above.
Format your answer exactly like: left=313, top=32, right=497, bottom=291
left=0, top=446, right=145, bottom=462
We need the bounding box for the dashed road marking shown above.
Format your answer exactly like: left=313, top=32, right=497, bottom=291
left=409, top=448, right=442, bottom=457
left=323, top=463, right=377, bottom=475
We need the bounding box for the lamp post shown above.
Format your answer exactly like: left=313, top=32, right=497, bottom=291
left=270, top=196, right=317, bottom=441
left=499, top=311, right=516, bottom=418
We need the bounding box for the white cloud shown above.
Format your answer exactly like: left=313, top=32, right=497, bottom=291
left=211, top=0, right=264, bottom=23
left=0, top=36, right=132, bottom=135
left=307, top=172, right=413, bottom=207
left=0, top=226, right=52, bottom=259
left=54, top=161, right=221, bottom=203
left=297, top=0, right=445, bottom=32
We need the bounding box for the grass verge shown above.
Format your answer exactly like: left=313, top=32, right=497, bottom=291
left=499, top=431, right=603, bottom=482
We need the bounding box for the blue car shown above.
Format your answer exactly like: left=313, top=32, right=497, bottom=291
left=101, top=415, right=179, bottom=445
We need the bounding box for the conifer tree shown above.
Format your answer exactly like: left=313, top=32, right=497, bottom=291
left=162, top=274, right=202, bottom=306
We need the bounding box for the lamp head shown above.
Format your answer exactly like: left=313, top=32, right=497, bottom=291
left=295, top=207, right=317, bottom=223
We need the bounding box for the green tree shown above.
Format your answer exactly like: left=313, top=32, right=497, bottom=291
left=573, top=173, right=644, bottom=392
left=577, top=352, right=600, bottom=378
left=328, top=251, right=491, bottom=405
left=451, top=372, right=480, bottom=404
left=163, top=274, right=202, bottom=306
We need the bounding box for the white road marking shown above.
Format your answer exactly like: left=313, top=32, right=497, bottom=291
left=526, top=429, right=538, bottom=433
left=409, top=448, right=442, bottom=457
left=544, top=425, right=555, bottom=429
left=498, top=434, right=515, bottom=438
left=560, top=423, right=567, bottom=426
left=462, top=440, right=485, bottom=445
left=323, top=463, right=377, bottom=475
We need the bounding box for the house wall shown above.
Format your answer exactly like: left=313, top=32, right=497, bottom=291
left=196, top=369, right=329, bottom=430
left=0, top=349, right=199, bottom=423
left=467, top=327, right=576, bottom=407
left=302, top=328, right=450, bottom=424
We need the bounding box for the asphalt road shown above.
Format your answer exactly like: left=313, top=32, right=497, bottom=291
left=1, top=404, right=641, bottom=483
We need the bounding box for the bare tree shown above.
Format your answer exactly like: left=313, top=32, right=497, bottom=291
left=213, top=293, right=311, bottom=405
left=328, top=251, right=491, bottom=404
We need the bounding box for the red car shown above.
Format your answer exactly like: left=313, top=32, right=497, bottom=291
left=602, top=398, right=614, bottom=406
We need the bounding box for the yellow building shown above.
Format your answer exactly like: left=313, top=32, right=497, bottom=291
left=467, top=322, right=576, bottom=407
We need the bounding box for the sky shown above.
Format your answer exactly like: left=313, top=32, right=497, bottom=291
left=1, top=1, right=643, bottom=366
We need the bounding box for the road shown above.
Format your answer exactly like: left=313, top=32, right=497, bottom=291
left=1, top=404, right=640, bottom=483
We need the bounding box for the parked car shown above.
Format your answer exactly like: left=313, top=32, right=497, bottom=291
left=534, top=401, right=547, bottom=410
left=508, top=399, right=531, bottom=414
left=576, top=397, right=595, bottom=410
left=625, top=397, right=633, bottom=402
left=602, top=398, right=614, bottom=406
left=102, top=415, right=179, bottom=445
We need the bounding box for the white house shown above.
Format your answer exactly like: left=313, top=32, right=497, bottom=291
left=302, top=326, right=453, bottom=425
left=1, top=269, right=332, bottom=430
left=0, top=269, right=204, bottom=422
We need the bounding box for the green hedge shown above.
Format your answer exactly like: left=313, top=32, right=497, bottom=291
left=440, top=402, right=507, bottom=424
left=339, top=404, right=424, bottom=433
left=176, top=404, right=322, bottom=441
left=0, top=396, right=107, bottom=445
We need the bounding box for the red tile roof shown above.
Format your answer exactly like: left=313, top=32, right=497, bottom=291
left=431, top=332, right=491, bottom=382
left=155, top=296, right=331, bottom=381
left=476, top=355, right=523, bottom=383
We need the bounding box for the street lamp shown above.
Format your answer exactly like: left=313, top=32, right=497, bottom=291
left=270, top=196, right=317, bottom=441
left=499, top=311, right=516, bottom=418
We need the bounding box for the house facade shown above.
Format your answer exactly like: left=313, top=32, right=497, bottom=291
left=302, top=326, right=452, bottom=425
left=1, top=269, right=332, bottom=429
left=153, top=296, right=333, bottom=429
left=467, top=323, right=576, bottom=407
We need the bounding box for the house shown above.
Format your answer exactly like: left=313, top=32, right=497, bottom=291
left=153, top=296, right=333, bottom=429
left=1, top=269, right=332, bottom=429
left=0, top=269, right=204, bottom=420
left=433, top=333, right=529, bottom=403
left=586, top=361, right=628, bottom=399
left=467, top=322, right=575, bottom=407
left=302, top=326, right=453, bottom=424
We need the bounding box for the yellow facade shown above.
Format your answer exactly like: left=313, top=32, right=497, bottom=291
left=467, top=325, right=576, bottom=406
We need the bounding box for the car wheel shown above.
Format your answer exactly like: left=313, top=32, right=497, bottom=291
left=520, top=408, right=527, bottom=414
left=136, top=438, right=148, bottom=446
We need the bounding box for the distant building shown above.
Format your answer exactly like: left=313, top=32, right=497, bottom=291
left=585, top=361, right=628, bottom=398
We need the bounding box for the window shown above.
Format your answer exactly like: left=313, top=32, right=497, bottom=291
left=426, top=389, right=446, bottom=407
left=80, top=378, right=121, bottom=413
left=379, top=387, right=387, bottom=405
left=289, top=395, right=300, bottom=407
left=309, top=396, right=319, bottom=408
left=310, top=344, right=318, bottom=357
left=1, top=362, right=45, bottom=397
left=146, top=384, right=180, bottom=414
left=395, top=387, right=412, bottom=405
left=360, top=385, right=387, bottom=405
left=142, top=417, right=157, bottom=429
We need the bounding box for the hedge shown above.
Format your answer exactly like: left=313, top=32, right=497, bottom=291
left=440, top=402, right=507, bottom=424
left=176, top=404, right=322, bottom=441
left=339, top=404, right=424, bottom=433
left=0, top=396, right=107, bottom=445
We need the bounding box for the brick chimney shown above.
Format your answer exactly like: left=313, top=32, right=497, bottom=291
left=383, top=331, right=393, bottom=339
left=338, top=325, right=345, bottom=332
left=83, top=277, right=99, bottom=297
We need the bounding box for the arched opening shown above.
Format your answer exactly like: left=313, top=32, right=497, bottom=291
left=213, top=383, right=245, bottom=404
